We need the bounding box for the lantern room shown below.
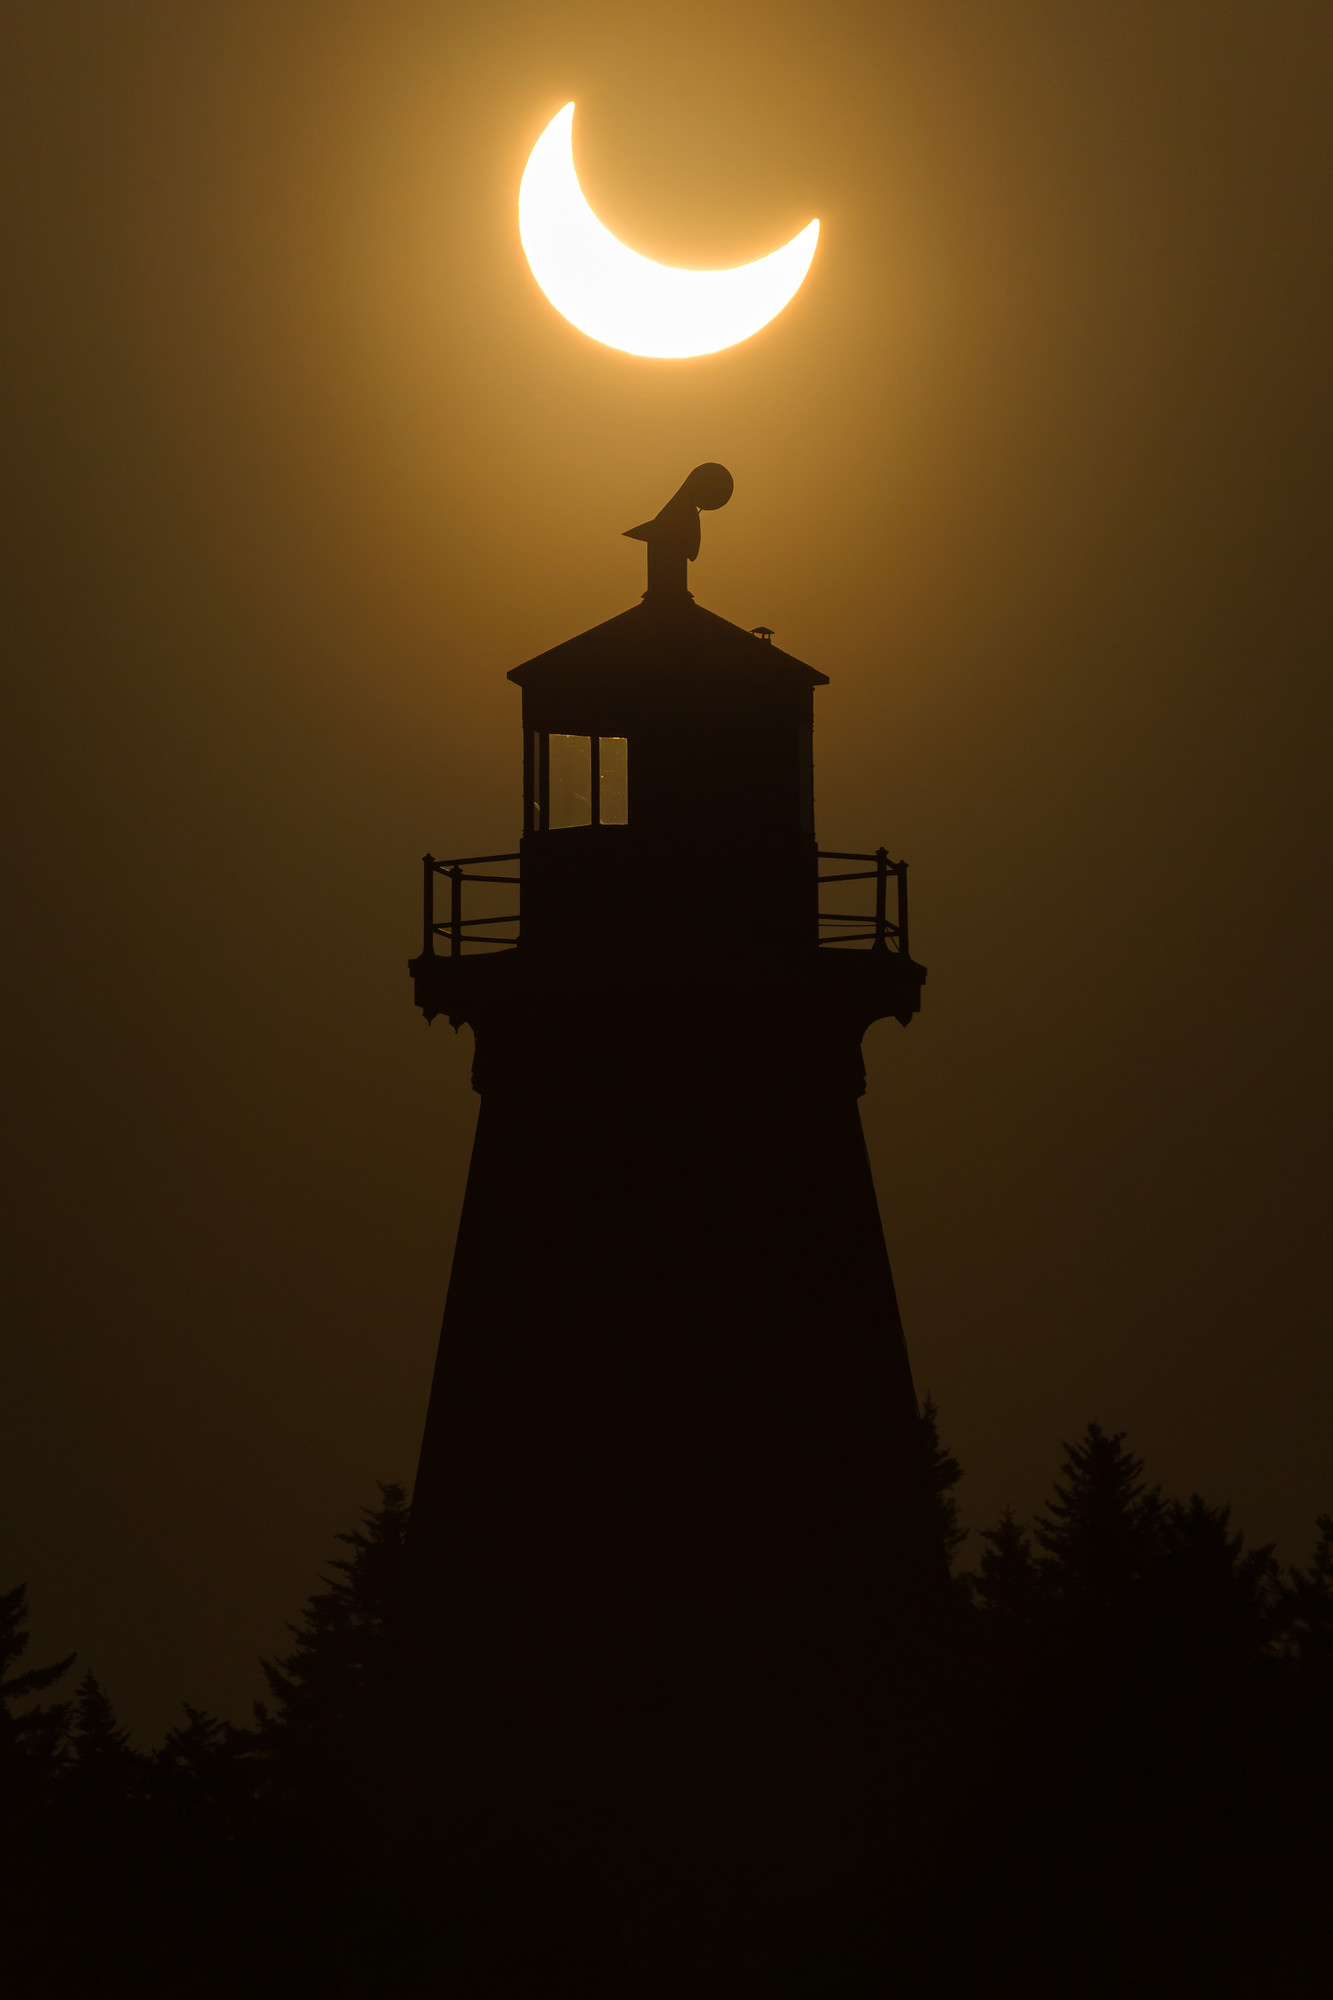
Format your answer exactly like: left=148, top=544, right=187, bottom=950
left=510, top=591, right=827, bottom=955
left=506, top=463, right=827, bottom=956
left=410, top=465, right=921, bottom=1024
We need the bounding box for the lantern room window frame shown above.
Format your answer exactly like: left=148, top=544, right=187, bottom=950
left=526, top=730, right=629, bottom=833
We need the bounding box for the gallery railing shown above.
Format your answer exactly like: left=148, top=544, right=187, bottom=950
left=419, top=853, right=521, bottom=957
left=816, top=848, right=909, bottom=957
left=418, top=845, right=909, bottom=958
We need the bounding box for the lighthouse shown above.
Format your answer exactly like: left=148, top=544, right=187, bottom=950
left=404, top=467, right=940, bottom=1851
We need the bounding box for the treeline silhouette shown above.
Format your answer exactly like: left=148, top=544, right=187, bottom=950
left=3, top=1422, right=1331, bottom=1996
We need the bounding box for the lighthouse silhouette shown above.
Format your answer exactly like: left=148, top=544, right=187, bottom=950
left=404, top=465, right=943, bottom=1856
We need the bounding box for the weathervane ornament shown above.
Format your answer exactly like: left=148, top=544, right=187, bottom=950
left=622, top=461, right=734, bottom=598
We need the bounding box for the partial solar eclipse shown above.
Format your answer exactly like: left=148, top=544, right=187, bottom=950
left=518, top=103, right=819, bottom=360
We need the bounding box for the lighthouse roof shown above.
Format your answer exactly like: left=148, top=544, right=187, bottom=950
left=508, top=598, right=828, bottom=700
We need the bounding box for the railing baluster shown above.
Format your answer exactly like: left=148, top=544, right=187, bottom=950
left=897, top=861, right=909, bottom=960
left=874, top=847, right=888, bottom=953
left=450, top=864, right=463, bottom=958
left=418, top=854, right=523, bottom=958
left=422, top=854, right=436, bottom=958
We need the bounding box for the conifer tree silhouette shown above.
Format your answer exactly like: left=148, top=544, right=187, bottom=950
left=0, top=1582, right=73, bottom=1782
left=154, top=1704, right=262, bottom=1846
left=1152, top=1492, right=1281, bottom=1677
left=63, top=1671, right=146, bottom=1820
left=255, top=1481, right=409, bottom=1820
left=1034, top=1421, right=1162, bottom=1619
left=0, top=1594, right=73, bottom=1999
left=919, top=1396, right=967, bottom=1573
left=1281, top=1514, right=1333, bottom=1676
left=68, top=1671, right=131, bottom=1761
left=971, top=1509, right=1041, bottom=1624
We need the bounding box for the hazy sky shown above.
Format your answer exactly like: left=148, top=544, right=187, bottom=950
left=4, top=0, right=1331, bottom=1736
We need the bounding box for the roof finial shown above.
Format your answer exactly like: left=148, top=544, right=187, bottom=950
left=624, top=463, right=734, bottom=601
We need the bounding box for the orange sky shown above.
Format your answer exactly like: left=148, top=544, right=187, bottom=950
left=4, top=0, right=1331, bottom=1734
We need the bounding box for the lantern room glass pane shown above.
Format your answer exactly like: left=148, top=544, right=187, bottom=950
left=548, top=734, right=592, bottom=828
left=599, top=737, right=628, bottom=824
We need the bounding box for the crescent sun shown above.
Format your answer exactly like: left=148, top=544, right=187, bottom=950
left=518, top=103, right=820, bottom=360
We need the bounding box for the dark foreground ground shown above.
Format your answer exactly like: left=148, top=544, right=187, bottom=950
left=4, top=1422, right=1331, bottom=1997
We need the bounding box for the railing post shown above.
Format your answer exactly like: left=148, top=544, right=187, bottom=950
left=422, top=854, right=436, bottom=957
left=874, top=847, right=889, bottom=952
left=449, top=864, right=463, bottom=958
left=897, top=861, right=909, bottom=960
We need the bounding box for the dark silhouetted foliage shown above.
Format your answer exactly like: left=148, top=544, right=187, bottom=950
left=0, top=1581, right=73, bottom=1790
left=919, top=1394, right=966, bottom=1572
left=254, top=1479, right=409, bottom=1823
left=971, top=1506, right=1040, bottom=1622
left=1281, top=1511, right=1333, bottom=1673
left=4, top=1438, right=1331, bottom=1997
left=1034, top=1419, right=1161, bottom=1611
left=64, top=1670, right=142, bottom=1793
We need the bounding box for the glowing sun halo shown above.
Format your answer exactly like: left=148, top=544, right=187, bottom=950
left=518, top=103, right=819, bottom=360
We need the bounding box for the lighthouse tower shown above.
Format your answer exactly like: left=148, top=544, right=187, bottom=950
left=405, top=467, right=939, bottom=1849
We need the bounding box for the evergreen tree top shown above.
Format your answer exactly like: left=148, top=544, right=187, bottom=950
left=1, top=1581, right=75, bottom=1710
